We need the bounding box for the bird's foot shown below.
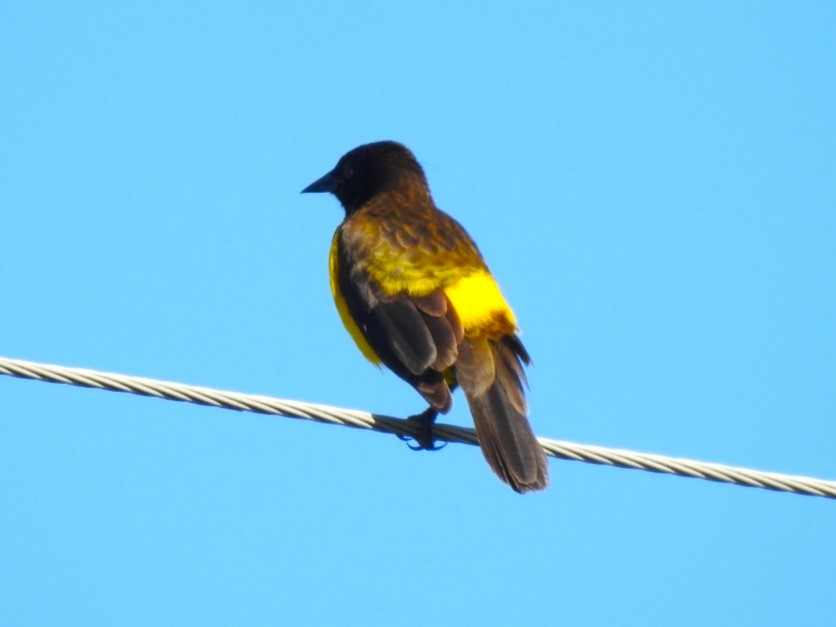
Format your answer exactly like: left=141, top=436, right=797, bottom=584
left=397, top=407, right=446, bottom=451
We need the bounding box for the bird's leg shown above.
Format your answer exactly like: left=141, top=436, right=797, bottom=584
left=397, top=406, right=446, bottom=451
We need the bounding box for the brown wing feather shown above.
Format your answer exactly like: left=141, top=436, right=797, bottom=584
left=372, top=299, right=437, bottom=375
left=336, top=233, right=461, bottom=412
left=413, top=292, right=463, bottom=372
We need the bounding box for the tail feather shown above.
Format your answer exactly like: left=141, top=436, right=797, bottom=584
left=456, top=336, right=549, bottom=493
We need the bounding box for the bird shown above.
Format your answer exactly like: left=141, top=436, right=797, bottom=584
left=302, top=141, right=549, bottom=493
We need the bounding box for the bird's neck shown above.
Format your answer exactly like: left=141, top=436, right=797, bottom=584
left=378, top=173, right=434, bottom=208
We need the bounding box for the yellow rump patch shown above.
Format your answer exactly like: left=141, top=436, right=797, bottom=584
left=444, top=270, right=517, bottom=334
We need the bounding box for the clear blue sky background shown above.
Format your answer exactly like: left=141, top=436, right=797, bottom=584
left=1, top=2, right=834, bottom=625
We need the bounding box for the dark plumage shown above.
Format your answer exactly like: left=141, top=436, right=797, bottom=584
left=303, top=141, right=549, bottom=492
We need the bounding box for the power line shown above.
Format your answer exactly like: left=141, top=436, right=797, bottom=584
left=1, top=355, right=833, bottom=499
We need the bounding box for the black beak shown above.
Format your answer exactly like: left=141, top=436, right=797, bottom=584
left=302, top=169, right=337, bottom=194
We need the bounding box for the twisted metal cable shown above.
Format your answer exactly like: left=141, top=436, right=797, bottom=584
left=1, top=355, right=834, bottom=499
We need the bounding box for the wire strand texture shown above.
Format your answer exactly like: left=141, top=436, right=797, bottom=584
left=1, top=355, right=833, bottom=499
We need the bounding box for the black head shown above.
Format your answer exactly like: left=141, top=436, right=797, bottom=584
left=302, top=141, right=428, bottom=214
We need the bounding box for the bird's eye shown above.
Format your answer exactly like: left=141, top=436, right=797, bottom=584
left=342, top=164, right=354, bottom=180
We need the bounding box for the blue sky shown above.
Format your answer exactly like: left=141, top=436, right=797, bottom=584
left=1, top=2, right=834, bottom=625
